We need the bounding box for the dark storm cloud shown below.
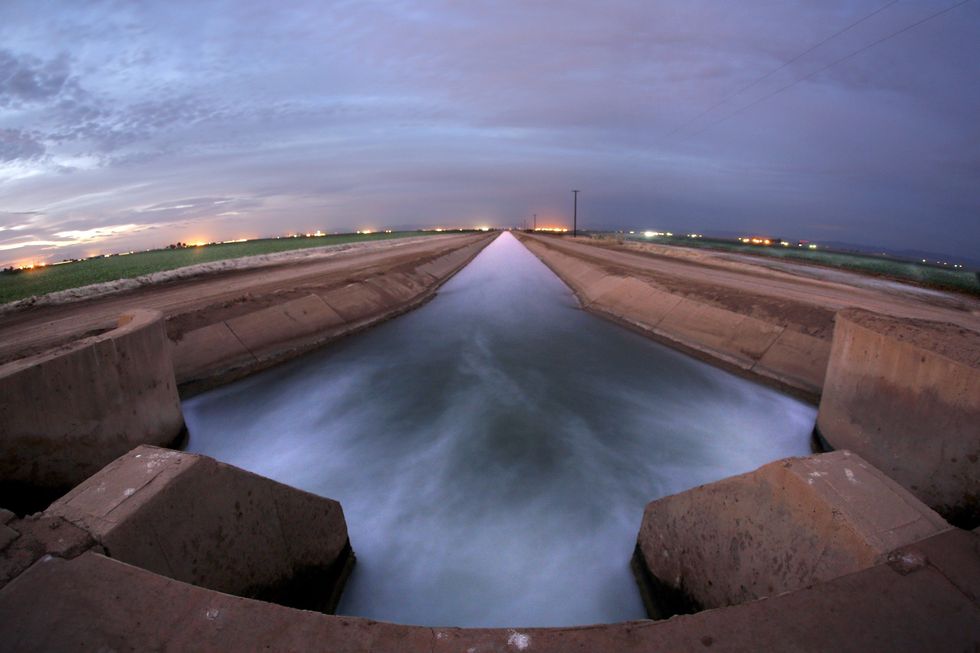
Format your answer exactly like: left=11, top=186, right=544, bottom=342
left=0, top=1, right=977, bottom=265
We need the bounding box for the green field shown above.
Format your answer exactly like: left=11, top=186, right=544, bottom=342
left=617, top=234, right=980, bottom=296
left=0, top=231, right=440, bottom=304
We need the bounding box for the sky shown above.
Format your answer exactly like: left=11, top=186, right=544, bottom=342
left=1, top=0, right=978, bottom=267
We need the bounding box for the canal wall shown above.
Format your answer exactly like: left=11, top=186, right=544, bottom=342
left=1, top=515, right=976, bottom=650
left=0, top=447, right=980, bottom=652
left=816, top=309, right=980, bottom=526
left=0, top=309, right=184, bottom=513
left=171, top=234, right=493, bottom=394
left=0, top=235, right=493, bottom=512
left=632, top=450, right=949, bottom=615
left=517, top=233, right=831, bottom=398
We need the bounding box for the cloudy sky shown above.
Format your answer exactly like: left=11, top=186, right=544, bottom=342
left=1, top=1, right=978, bottom=266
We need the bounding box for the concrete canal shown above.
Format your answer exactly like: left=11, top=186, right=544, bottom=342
left=183, top=231, right=816, bottom=627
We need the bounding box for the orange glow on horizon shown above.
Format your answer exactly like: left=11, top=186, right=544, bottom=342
left=533, top=227, right=568, bottom=233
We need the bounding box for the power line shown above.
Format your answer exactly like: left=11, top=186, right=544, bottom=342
left=668, top=0, right=901, bottom=138
left=680, top=0, right=974, bottom=142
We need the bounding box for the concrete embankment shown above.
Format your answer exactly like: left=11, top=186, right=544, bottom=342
left=517, top=233, right=832, bottom=398
left=171, top=234, right=493, bottom=394
left=816, top=308, right=980, bottom=526
left=0, top=310, right=184, bottom=513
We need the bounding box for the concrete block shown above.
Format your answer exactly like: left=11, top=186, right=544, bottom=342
left=816, top=309, right=980, bottom=526
left=634, top=450, right=949, bottom=613
left=225, top=294, right=345, bottom=358
left=0, top=310, right=185, bottom=512
left=47, top=445, right=353, bottom=612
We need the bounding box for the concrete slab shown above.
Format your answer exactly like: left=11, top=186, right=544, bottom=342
left=634, top=450, right=950, bottom=614
left=656, top=298, right=757, bottom=367
left=415, top=245, right=474, bottom=279
left=226, top=293, right=345, bottom=358
left=172, top=320, right=257, bottom=382
left=591, top=277, right=684, bottom=328
left=754, top=328, right=831, bottom=394
left=318, top=282, right=389, bottom=322
left=365, top=271, right=431, bottom=303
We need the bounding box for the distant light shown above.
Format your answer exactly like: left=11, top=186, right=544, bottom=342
left=643, top=231, right=657, bottom=238
left=629, top=230, right=635, bottom=234
left=808, top=244, right=817, bottom=250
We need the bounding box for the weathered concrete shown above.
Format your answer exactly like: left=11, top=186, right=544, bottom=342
left=518, top=234, right=832, bottom=397
left=816, top=309, right=980, bottom=527
left=634, top=450, right=950, bottom=614
left=172, top=235, right=492, bottom=394
left=1, top=529, right=977, bottom=651
left=0, top=309, right=185, bottom=513
left=0, top=512, right=97, bottom=591
left=46, top=445, right=353, bottom=612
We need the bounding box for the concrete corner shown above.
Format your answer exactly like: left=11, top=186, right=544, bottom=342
left=46, top=445, right=354, bottom=612
left=817, top=308, right=980, bottom=526
left=634, top=450, right=950, bottom=616
left=0, top=309, right=185, bottom=513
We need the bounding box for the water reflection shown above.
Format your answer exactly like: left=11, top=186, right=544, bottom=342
left=183, top=231, right=816, bottom=627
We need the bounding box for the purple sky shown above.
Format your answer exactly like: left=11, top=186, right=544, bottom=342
left=1, top=1, right=978, bottom=266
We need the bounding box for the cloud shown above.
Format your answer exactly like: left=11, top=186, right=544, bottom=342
left=0, top=49, right=72, bottom=106
left=0, top=128, right=45, bottom=161
left=0, top=1, right=978, bottom=265
left=52, top=223, right=145, bottom=242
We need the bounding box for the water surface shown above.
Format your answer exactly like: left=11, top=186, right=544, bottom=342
left=184, top=231, right=816, bottom=627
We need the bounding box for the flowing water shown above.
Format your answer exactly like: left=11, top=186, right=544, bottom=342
left=183, top=231, right=817, bottom=627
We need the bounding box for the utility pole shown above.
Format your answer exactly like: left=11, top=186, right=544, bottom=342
left=572, top=190, right=579, bottom=237
left=533, top=214, right=537, bottom=230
